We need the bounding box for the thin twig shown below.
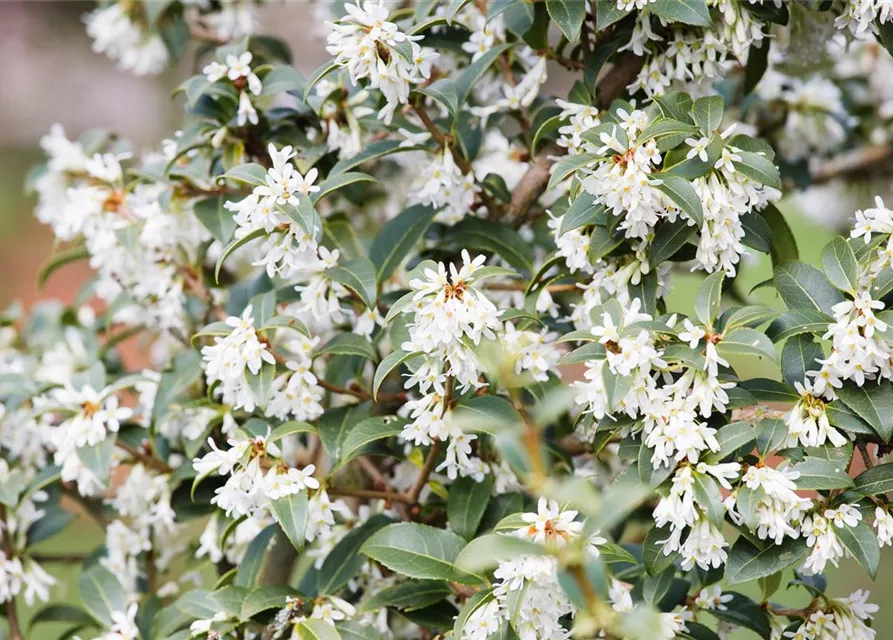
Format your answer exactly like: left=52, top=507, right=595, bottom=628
left=327, top=486, right=413, bottom=504
left=116, top=440, right=174, bottom=474
left=810, top=144, right=893, bottom=185
left=408, top=440, right=443, bottom=504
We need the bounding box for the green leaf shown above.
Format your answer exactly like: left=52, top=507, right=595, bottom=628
left=649, top=0, right=712, bottom=25
left=780, top=334, right=823, bottom=387
left=717, top=327, right=776, bottom=362
left=313, top=171, right=380, bottom=203
left=269, top=420, right=316, bottom=442
left=339, top=416, right=408, bottom=466
left=740, top=378, right=798, bottom=403
left=454, top=533, right=545, bottom=574
left=448, top=475, right=494, bottom=540
left=277, top=194, right=319, bottom=239
left=837, top=521, right=880, bottom=579
left=756, top=418, right=788, bottom=456
left=360, top=580, right=452, bottom=612
left=220, top=162, right=267, bottom=187
left=638, top=118, right=700, bottom=148
left=855, top=463, right=893, bottom=496
left=319, top=333, right=378, bottom=361
left=740, top=211, right=772, bottom=253
left=653, top=174, right=704, bottom=226
left=759, top=203, right=798, bottom=265
left=246, top=361, right=275, bottom=408
left=722, top=305, right=777, bottom=332
left=79, top=566, right=126, bottom=626
left=151, top=350, right=203, bottom=423
left=260, top=65, right=305, bottom=95
left=691, top=95, right=724, bottom=136
left=326, top=256, right=378, bottom=309
left=373, top=350, right=423, bottom=400
left=546, top=0, right=585, bottom=40
left=362, top=523, right=475, bottom=583
left=249, top=290, right=277, bottom=326
left=236, top=524, right=278, bottom=587
left=836, top=383, right=893, bottom=441
left=790, top=457, right=854, bottom=490
left=370, top=204, right=437, bottom=283
left=77, top=436, right=115, bottom=482
left=317, top=514, right=392, bottom=595
left=446, top=219, right=535, bottom=273
left=710, top=593, right=770, bottom=638
left=595, top=0, right=630, bottom=28
left=260, top=314, right=311, bottom=338
left=704, top=421, right=758, bottom=463
left=194, top=195, right=236, bottom=243
left=649, top=218, right=696, bottom=264
left=766, top=309, right=833, bottom=342
left=547, top=153, right=602, bottom=192
left=331, top=139, right=424, bottom=175
left=303, top=61, right=340, bottom=103
left=588, top=224, right=624, bottom=263
left=417, top=78, right=459, bottom=120
left=38, top=244, right=90, bottom=289
left=821, top=236, right=859, bottom=295
left=295, top=619, right=341, bottom=640
left=27, top=505, right=75, bottom=546
left=337, top=622, right=383, bottom=640
left=270, top=491, right=309, bottom=553
left=724, top=537, right=809, bottom=586
left=455, top=44, right=513, bottom=106
left=532, top=114, right=564, bottom=153
left=731, top=151, right=781, bottom=189
left=242, top=585, right=300, bottom=619
left=773, top=261, right=844, bottom=312
left=215, top=227, right=266, bottom=282
left=643, top=525, right=678, bottom=577
left=693, top=473, right=725, bottom=526
left=451, top=395, right=522, bottom=435
left=696, top=271, right=724, bottom=329
left=560, top=194, right=606, bottom=236
left=29, top=604, right=95, bottom=631
left=743, top=39, right=770, bottom=94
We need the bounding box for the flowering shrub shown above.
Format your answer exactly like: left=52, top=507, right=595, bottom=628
left=7, top=1, right=893, bottom=639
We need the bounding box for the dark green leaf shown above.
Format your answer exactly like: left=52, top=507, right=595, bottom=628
left=326, top=256, right=378, bottom=309
left=773, top=261, right=844, bottom=312
left=448, top=475, right=494, bottom=540
left=370, top=204, right=437, bottom=283
left=270, top=492, right=308, bottom=553
left=724, top=537, right=809, bottom=586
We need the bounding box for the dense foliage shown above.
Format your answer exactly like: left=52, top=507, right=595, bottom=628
left=6, top=1, right=893, bottom=639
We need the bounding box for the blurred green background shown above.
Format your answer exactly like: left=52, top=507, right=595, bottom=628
left=0, top=2, right=889, bottom=638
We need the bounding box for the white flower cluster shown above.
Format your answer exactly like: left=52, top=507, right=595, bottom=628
left=193, top=429, right=322, bottom=522
left=734, top=464, right=813, bottom=546
left=574, top=300, right=734, bottom=469
left=836, top=0, right=893, bottom=37
left=653, top=464, right=736, bottom=570
left=0, top=551, right=56, bottom=608
left=225, top=143, right=323, bottom=278
left=203, top=51, right=264, bottom=126
left=782, top=590, right=878, bottom=640
left=801, top=503, right=862, bottom=574
left=627, top=0, right=767, bottom=97
left=552, top=107, right=777, bottom=278
left=756, top=69, right=851, bottom=162
left=45, top=383, right=133, bottom=496
left=326, top=1, right=436, bottom=123
left=85, top=3, right=168, bottom=75
left=34, top=125, right=209, bottom=331
left=462, top=499, right=606, bottom=640
left=201, top=305, right=276, bottom=411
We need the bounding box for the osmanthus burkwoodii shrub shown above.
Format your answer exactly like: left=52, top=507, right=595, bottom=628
left=5, top=1, right=893, bottom=639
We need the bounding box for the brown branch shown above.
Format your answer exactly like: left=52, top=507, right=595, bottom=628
left=116, top=440, right=174, bottom=474
left=408, top=440, right=443, bottom=504
left=326, top=486, right=413, bottom=504
left=316, top=378, right=406, bottom=403
left=484, top=282, right=579, bottom=293
left=810, top=144, right=893, bottom=185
